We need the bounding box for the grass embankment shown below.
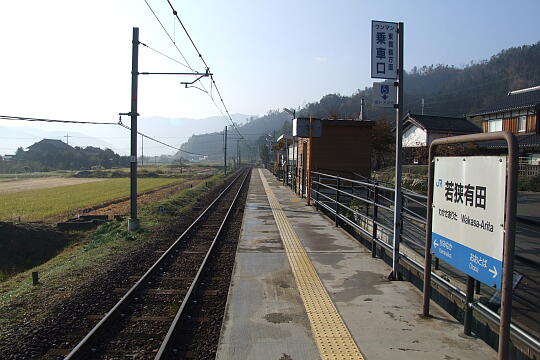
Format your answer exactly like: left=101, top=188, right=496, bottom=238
left=0, top=170, right=74, bottom=181
left=372, top=165, right=429, bottom=193
left=0, top=178, right=183, bottom=221
left=0, top=172, right=225, bottom=323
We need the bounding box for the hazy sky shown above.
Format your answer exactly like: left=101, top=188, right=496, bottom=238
left=0, top=0, right=539, bottom=146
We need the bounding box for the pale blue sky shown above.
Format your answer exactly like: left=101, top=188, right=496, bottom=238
left=0, top=0, right=538, bottom=154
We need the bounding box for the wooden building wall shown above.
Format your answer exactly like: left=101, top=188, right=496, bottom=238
left=294, top=120, right=373, bottom=194
left=482, top=114, right=537, bottom=134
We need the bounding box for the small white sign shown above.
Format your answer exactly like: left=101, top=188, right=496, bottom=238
left=130, top=156, right=137, bottom=163
left=372, top=82, right=397, bottom=107
left=371, top=21, right=398, bottom=79
left=431, top=156, right=507, bottom=288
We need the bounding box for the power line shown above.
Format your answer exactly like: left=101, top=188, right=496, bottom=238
left=0, top=114, right=216, bottom=157
left=118, top=121, right=213, bottom=156
left=0, top=115, right=118, bottom=125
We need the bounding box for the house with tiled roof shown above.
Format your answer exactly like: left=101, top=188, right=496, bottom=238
left=401, top=113, right=480, bottom=148
left=469, top=85, right=540, bottom=167
left=469, top=85, right=540, bottom=134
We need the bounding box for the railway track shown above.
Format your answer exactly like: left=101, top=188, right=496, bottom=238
left=64, top=168, right=251, bottom=359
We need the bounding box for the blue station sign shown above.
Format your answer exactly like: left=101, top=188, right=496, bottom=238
left=431, top=156, right=507, bottom=288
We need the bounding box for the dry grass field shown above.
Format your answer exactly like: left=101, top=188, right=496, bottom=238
left=0, top=178, right=183, bottom=222
left=0, top=177, right=105, bottom=194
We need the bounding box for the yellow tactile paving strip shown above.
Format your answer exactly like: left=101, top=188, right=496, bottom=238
left=258, top=169, right=364, bottom=360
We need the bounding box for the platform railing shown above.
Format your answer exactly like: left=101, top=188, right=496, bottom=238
left=309, top=169, right=540, bottom=359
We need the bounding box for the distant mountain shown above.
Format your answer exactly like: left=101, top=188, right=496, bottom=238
left=175, top=111, right=291, bottom=161
left=0, top=127, right=118, bottom=156
left=177, top=41, right=540, bottom=162
left=0, top=113, right=252, bottom=157
left=300, top=42, right=540, bottom=120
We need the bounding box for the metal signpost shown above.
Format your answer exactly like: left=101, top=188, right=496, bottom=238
left=371, top=20, right=403, bottom=280
left=422, top=132, right=517, bottom=360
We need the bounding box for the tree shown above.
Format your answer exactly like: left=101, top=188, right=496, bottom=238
left=15, top=147, right=25, bottom=159
left=371, top=120, right=394, bottom=170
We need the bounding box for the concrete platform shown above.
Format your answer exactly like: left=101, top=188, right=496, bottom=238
left=217, top=169, right=497, bottom=360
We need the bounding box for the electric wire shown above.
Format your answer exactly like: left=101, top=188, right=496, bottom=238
left=0, top=114, right=216, bottom=157
left=139, top=41, right=190, bottom=69
left=0, top=115, right=118, bottom=125
left=118, top=122, right=214, bottom=156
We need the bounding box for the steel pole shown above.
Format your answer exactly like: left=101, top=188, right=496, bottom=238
left=307, top=117, right=313, bottom=205
left=224, top=126, right=227, bottom=175
left=499, top=132, right=518, bottom=360
left=128, top=27, right=139, bottom=231
left=391, top=22, right=404, bottom=280
left=463, top=276, right=475, bottom=336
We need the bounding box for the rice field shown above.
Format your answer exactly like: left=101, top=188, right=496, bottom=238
left=0, top=178, right=183, bottom=221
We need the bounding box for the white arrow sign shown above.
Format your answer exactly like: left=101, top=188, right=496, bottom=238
left=489, top=266, right=498, bottom=278
left=433, top=239, right=439, bottom=248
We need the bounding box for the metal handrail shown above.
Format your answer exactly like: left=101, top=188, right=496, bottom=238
left=309, top=169, right=540, bottom=356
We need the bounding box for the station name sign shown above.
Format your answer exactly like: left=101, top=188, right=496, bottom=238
left=431, top=156, right=506, bottom=288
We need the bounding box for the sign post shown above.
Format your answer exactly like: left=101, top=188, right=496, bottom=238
left=371, top=20, right=403, bottom=279
left=422, top=132, right=517, bottom=360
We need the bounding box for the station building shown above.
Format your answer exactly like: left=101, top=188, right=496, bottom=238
left=273, top=118, right=374, bottom=197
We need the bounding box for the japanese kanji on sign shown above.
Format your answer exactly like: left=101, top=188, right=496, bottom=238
left=371, top=20, right=398, bottom=79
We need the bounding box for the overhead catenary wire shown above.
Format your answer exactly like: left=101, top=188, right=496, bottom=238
left=143, top=0, right=197, bottom=72
left=141, top=0, right=247, bottom=143
left=139, top=41, right=191, bottom=69
left=165, top=0, right=245, bottom=140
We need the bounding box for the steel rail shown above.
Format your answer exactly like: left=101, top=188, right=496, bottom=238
left=155, top=169, right=250, bottom=359
left=65, top=169, right=248, bottom=359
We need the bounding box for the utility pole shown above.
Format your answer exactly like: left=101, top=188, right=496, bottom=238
left=128, top=27, right=139, bottom=231
left=236, top=139, right=240, bottom=168
left=391, top=22, right=404, bottom=280
left=360, top=98, right=365, bottom=120
left=141, top=134, right=144, bottom=167
left=64, top=133, right=70, bottom=145
left=421, top=98, right=425, bottom=115
left=223, top=126, right=227, bottom=175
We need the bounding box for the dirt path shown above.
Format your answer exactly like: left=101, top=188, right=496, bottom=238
left=0, top=177, right=105, bottom=194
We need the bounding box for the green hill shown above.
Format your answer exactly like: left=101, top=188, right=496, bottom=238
left=176, top=41, right=540, bottom=161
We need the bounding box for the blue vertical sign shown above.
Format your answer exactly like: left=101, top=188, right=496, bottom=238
left=431, top=156, right=506, bottom=288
